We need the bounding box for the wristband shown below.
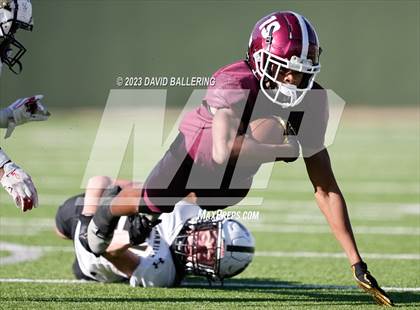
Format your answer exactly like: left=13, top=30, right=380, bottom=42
left=0, top=148, right=11, bottom=168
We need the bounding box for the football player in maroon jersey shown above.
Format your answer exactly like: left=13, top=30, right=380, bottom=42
left=86, top=11, right=393, bottom=305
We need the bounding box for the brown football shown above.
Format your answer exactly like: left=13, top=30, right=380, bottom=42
left=249, top=117, right=286, bottom=144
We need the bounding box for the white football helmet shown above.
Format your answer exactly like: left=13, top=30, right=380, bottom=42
left=217, top=219, right=255, bottom=279
left=0, top=0, right=33, bottom=74
left=172, top=217, right=255, bottom=282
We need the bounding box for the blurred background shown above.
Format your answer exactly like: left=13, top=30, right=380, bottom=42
left=0, top=0, right=419, bottom=108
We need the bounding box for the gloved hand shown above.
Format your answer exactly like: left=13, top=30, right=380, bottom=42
left=0, top=161, right=38, bottom=211
left=4, top=95, right=50, bottom=138
left=128, top=213, right=161, bottom=245
left=281, top=118, right=300, bottom=163
left=352, top=261, right=394, bottom=306
left=78, top=214, right=93, bottom=253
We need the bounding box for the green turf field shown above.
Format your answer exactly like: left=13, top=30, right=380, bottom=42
left=0, top=107, right=419, bottom=309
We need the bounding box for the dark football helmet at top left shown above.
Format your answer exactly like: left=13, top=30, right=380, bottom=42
left=0, top=0, right=33, bottom=74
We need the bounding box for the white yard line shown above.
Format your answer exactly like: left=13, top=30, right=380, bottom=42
left=266, top=180, right=420, bottom=194
left=247, top=224, right=420, bottom=235
left=2, top=223, right=419, bottom=236
left=256, top=251, right=420, bottom=260
left=1, top=216, right=419, bottom=236
left=0, top=243, right=73, bottom=266
left=183, top=282, right=420, bottom=292
left=0, top=218, right=55, bottom=227
left=0, top=278, right=89, bottom=284
left=1, top=242, right=418, bottom=269
left=0, top=278, right=418, bottom=292
left=259, top=202, right=420, bottom=216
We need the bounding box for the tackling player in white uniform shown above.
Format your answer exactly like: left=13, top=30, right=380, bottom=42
left=0, top=0, right=49, bottom=211
left=55, top=176, right=255, bottom=287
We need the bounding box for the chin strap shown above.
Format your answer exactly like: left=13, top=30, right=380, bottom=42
left=206, top=275, right=224, bottom=287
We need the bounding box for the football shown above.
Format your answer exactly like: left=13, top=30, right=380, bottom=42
left=249, top=116, right=286, bottom=145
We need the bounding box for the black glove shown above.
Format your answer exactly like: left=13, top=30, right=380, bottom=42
left=78, top=214, right=93, bottom=253
left=128, top=214, right=161, bottom=245
left=283, top=120, right=300, bottom=163
left=352, top=261, right=394, bottom=306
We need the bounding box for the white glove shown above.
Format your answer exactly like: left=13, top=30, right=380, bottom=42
left=0, top=162, right=38, bottom=212
left=4, top=95, right=51, bottom=139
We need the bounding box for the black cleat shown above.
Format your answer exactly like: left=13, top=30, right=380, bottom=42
left=352, top=261, right=395, bottom=306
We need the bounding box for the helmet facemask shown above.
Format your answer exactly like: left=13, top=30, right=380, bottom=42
left=0, top=0, right=33, bottom=74
left=0, top=35, right=27, bottom=73
left=253, top=49, right=320, bottom=108
left=172, top=218, right=255, bottom=283
left=172, top=220, right=224, bottom=281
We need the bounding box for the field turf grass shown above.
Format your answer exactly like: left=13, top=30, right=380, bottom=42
left=0, top=107, right=419, bottom=309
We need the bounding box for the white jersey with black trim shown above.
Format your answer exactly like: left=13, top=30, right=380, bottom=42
left=129, top=200, right=202, bottom=287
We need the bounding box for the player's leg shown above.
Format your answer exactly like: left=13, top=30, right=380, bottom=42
left=82, top=175, right=113, bottom=216
left=86, top=144, right=195, bottom=256
left=109, top=186, right=142, bottom=216
left=83, top=175, right=140, bottom=216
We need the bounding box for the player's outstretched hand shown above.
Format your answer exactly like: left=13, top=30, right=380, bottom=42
left=0, top=162, right=38, bottom=211
left=4, top=95, right=51, bottom=138
left=352, top=261, right=394, bottom=306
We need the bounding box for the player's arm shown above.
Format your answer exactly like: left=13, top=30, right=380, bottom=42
left=304, top=149, right=394, bottom=306
left=78, top=176, right=141, bottom=252
left=82, top=176, right=139, bottom=216
left=79, top=175, right=138, bottom=238
left=304, top=148, right=361, bottom=264
left=103, top=248, right=140, bottom=278
left=212, top=108, right=299, bottom=165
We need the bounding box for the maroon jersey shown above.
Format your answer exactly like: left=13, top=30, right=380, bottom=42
left=179, top=60, right=259, bottom=170
left=139, top=60, right=328, bottom=213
